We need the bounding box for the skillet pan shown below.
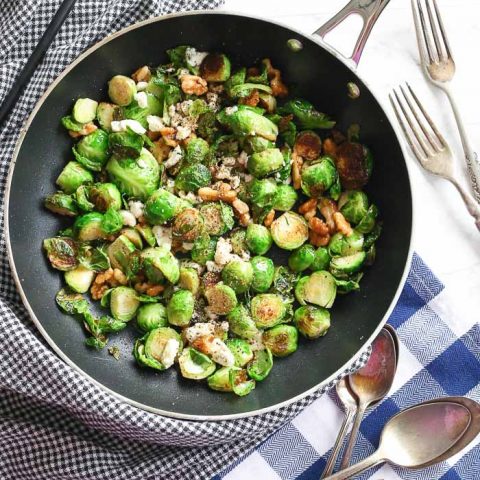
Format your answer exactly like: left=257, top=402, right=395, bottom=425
left=5, top=0, right=413, bottom=420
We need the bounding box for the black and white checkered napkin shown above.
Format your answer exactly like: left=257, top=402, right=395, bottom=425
left=0, top=2, right=370, bottom=478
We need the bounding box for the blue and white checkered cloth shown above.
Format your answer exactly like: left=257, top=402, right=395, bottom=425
left=216, top=253, right=480, bottom=480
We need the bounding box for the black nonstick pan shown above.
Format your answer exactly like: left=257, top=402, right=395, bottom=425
left=5, top=1, right=413, bottom=420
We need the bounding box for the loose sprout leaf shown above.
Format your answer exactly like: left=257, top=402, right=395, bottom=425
left=78, top=244, right=110, bottom=272
left=166, top=45, right=189, bottom=68
left=229, top=83, right=272, bottom=98
left=61, top=115, right=85, bottom=132
left=108, top=345, right=121, bottom=360
left=278, top=99, right=336, bottom=130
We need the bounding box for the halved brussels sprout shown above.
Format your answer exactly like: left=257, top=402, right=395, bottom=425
left=167, top=289, right=194, bottom=327
left=226, top=304, right=259, bottom=340
left=135, top=327, right=182, bottom=371
left=175, top=164, right=212, bottom=193
left=108, top=75, right=137, bottom=106
left=335, top=274, right=363, bottom=294
left=56, top=288, right=88, bottom=315
left=141, top=247, right=180, bottom=284
left=44, top=192, right=78, bottom=217
left=364, top=223, right=382, bottom=250
left=263, top=325, right=298, bottom=357
left=301, top=157, right=338, bottom=198
left=230, top=228, right=248, bottom=257
left=242, top=136, right=274, bottom=154
left=89, top=183, right=122, bottom=212
left=247, top=348, right=273, bottom=381
left=78, top=244, right=110, bottom=272
left=295, top=271, right=337, bottom=308
left=270, top=212, right=308, bottom=250
left=107, top=234, right=136, bottom=271
left=208, top=366, right=237, bottom=392
left=246, top=178, right=277, bottom=208
left=199, top=202, right=234, bottom=236
left=247, top=148, right=284, bottom=178
left=73, top=129, right=109, bottom=171
left=245, top=224, right=272, bottom=255
left=328, top=231, right=364, bottom=257
left=121, top=228, right=143, bottom=249
left=200, top=53, right=231, bottom=82
left=271, top=265, right=298, bottom=296
left=75, top=185, right=94, bottom=212
left=179, top=267, right=200, bottom=295
left=205, top=284, right=238, bottom=315
left=136, top=303, right=168, bottom=332
left=356, top=204, right=379, bottom=234
left=250, top=256, right=275, bottom=293
left=185, top=137, right=210, bottom=164
left=191, top=235, right=217, bottom=265
left=272, top=185, right=298, bottom=211
left=218, top=108, right=278, bottom=141
left=329, top=251, right=366, bottom=277
left=294, top=305, right=330, bottom=339
left=72, top=98, right=98, bottom=124
left=106, top=148, right=160, bottom=200
left=109, top=286, right=140, bottom=322
left=251, top=293, right=286, bottom=328
left=109, top=130, right=144, bottom=159
left=144, top=188, right=179, bottom=225
left=64, top=265, right=95, bottom=293
left=225, top=338, right=254, bottom=367
left=288, top=244, right=316, bottom=273
left=56, top=161, right=93, bottom=194
left=136, top=224, right=157, bottom=247
left=221, top=260, right=253, bottom=294
left=229, top=368, right=255, bottom=396
left=96, top=102, right=119, bottom=131
left=73, top=212, right=107, bottom=241
left=310, top=247, right=331, bottom=272
left=294, top=130, right=322, bottom=160
left=338, top=190, right=369, bottom=224
left=43, top=237, right=78, bottom=271
left=172, top=208, right=204, bottom=242
left=179, top=347, right=216, bottom=380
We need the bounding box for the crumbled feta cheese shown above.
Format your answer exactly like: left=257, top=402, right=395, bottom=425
left=134, top=91, right=149, bottom=109
left=178, top=100, right=194, bottom=116
left=166, top=178, right=175, bottom=193
left=238, top=151, right=249, bottom=167
left=119, top=210, right=136, bottom=227
left=136, top=81, right=148, bottom=91
left=206, top=261, right=222, bottom=273
left=137, top=158, right=147, bottom=168
left=206, top=92, right=220, bottom=112
left=204, top=309, right=220, bottom=322
left=243, top=174, right=254, bottom=183
left=249, top=332, right=265, bottom=352
left=176, top=125, right=191, bottom=140
left=185, top=323, right=216, bottom=343
left=185, top=47, right=209, bottom=68
left=164, top=145, right=183, bottom=169
left=182, top=242, right=194, bottom=251
left=215, top=165, right=233, bottom=181
left=225, top=106, right=238, bottom=115
left=128, top=200, right=144, bottom=219
left=230, top=176, right=241, bottom=190
left=146, top=115, right=164, bottom=132
left=178, top=68, right=190, bottom=77
left=180, top=260, right=204, bottom=275
left=110, top=119, right=146, bottom=135
left=209, top=338, right=235, bottom=367
left=152, top=226, right=172, bottom=250
left=177, top=191, right=198, bottom=204
left=214, top=237, right=233, bottom=266
left=220, top=321, right=229, bottom=333
left=222, top=156, right=236, bottom=167
left=160, top=339, right=180, bottom=369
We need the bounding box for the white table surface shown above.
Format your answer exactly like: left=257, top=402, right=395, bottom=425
left=220, top=0, right=480, bottom=335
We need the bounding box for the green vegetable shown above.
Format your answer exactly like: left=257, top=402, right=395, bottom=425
left=205, top=284, right=237, bottom=315
left=172, top=208, right=204, bottom=242
left=301, top=157, right=338, bottom=198
left=72, top=129, right=109, bottom=172
left=136, top=303, right=168, bottom=332
left=242, top=136, right=274, bottom=154
left=134, top=327, right=182, bottom=371
left=64, top=265, right=95, bottom=293
left=263, top=325, right=298, bottom=357
left=179, top=347, right=216, bottom=380
left=61, top=115, right=85, bottom=133
left=109, top=286, right=140, bottom=322
left=44, top=192, right=78, bottom=217
left=330, top=251, right=366, bottom=277
left=96, top=102, right=118, bottom=131
left=78, top=244, right=110, bottom=272
left=310, top=247, right=331, bottom=272
left=270, top=212, right=308, bottom=250
left=175, top=164, right=212, bottom=192
left=247, top=148, right=284, bottom=178
left=101, top=207, right=123, bottom=235
left=178, top=267, right=200, bottom=295
left=89, top=183, right=122, bottom=212
left=185, top=137, right=210, bottom=164
left=226, top=339, right=254, bottom=367
left=272, top=185, right=298, bottom=211
left=136, top=224, right=157, bottom=247
left=107, top=234, right=136, bottom=271
left=108, top=75, right=136, bottom=106
left=247, top=348, right=273, bottom=381
left=251, top=294, right=286, bottom=328
left=250, top=256, right=275, bottom=293
left=218, top=108, right=278, bottom=141
left=294, top=305, right=330, bottom=339
left=167, top=289, right=194, bottom=327
left=295, top=271, right=337, bottom=308
left=247, top=178, right=277, bottom=208
left=245, top=224, right=272, bottom=255
left=141, top=247, right=180, bottom=284
left=208, top=366, right=236, bottom=392
left=73, top=212, right=106, bottom=241
left=56, top=161, right=93, bottom=194
left=222, top=260, right=253, bottom=294
left=356, top=204, right=379, bottom=234
left=191, top=235, right=217, bottom=265
left=279, top=99, right=335, bottom=129
left=288, top=244, right=316, bottom=272
left=72, top=98, right=98, bottom=124
left=200, top=53, right=231, bottom=82
left=43, top=237, right=78, bottom=271
left=338, top=190, right=369, bottom=224
left=225, top=68, right=246, bottom=97
left=229, top=368, right=255, bottom=396
left=109, top=130, right=144, bottom=159
left=227, top=304, right=259, bottom=340
left=199, top=202, right=234, bottom=236
left=144, top=188, right=178, bottom=224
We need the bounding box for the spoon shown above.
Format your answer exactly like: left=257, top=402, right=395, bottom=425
left=325, top=398, right=479, bottom=479
left=339, top=328, right=397, bottom=469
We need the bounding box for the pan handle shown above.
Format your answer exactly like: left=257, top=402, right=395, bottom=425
left=313, top=0, right=391, bottom=66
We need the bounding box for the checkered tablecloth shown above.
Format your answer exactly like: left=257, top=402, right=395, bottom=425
left=216, top=253, right=480, bottom=480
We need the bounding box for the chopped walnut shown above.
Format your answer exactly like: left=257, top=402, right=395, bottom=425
left=239, top=89, right=260, bottom=107
left=263, top=58, right=288, bottom=97
left=310, top=230, right=330, bottom=247
left=323, top=138, right=338, bottom=157
left=308, top=217, right=330, bottom=236
left=146, top=131, right=162, bottom=141
left=91, top=284, right=109, bottom=301
left=319, top=197, right=338, bottom=233
left=292, top=151, right=304, bottom=190
left=303, top=209, right=316, bottom=221
left=232, top=199, right=249, bottom=215
left=159, top=127, right=178, bottom=148
left=264, top=209, right=275, bottom=227
left=146, top=285, right=164, bottom=297
left=180, top=74, right=208, bottom=96
left=239, top=212, right=252, bottom=227
left=333, top=212, right=353, bottom=236
left=151, top=137, right=171, bottom=163
left=91, top=268, right=116, bottom=300
left=68, top=122, right=97, bottom=138
left=132, top=65, right=151, bottom=83
left=113, top=268, right=128, bottom=286
left=198, top=187, right=220, bottom=201
left=298, top=198, right=318, bottom=214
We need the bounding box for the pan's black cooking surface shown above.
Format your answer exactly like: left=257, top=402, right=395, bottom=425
left=7, top=13, right=411, bottom=418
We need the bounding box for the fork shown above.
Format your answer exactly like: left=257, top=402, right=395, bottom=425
left=390, top=83, right=480, bottom=231
left=411, top=0, right=480, bottom=203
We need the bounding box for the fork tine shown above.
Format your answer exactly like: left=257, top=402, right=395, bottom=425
left=425, top=0, right=446, bottom=62
left=416, top=0, right=436, bottom=64
left=411, top=0, right=429, bottom=65
left=432, top=0, right=452, bottom=58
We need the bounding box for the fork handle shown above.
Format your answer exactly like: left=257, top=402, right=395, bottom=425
left=450, top=178, right=480, bottom=231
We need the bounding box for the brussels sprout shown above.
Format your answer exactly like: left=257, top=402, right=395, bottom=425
left=196, top=111, right=218, bottom=143
left=356, top=204, right=379, bottom=234
left=44, top=192, right=78, bottom=217
left=335, top=275, right=362, bottom=293
left=334, top=142, right=371, bottom=189
left=288, top=244, right=316, bottom=273
left=175, top=164, right=212, bottom=192
left=56, top=161, right=93, bottom=194
left=271, top=265, right=298, bottom=296
left=56, top=288, right=88, bottom=315
left=247, top=348, right=273, bottom=381
left=135, top=327, right=182, bottom=371
left=294, top=130, right=322, bottom=160
left=43, top=237, right=78, bottom=271
left=144, top=189, right=178, bottom=224
left=78, top=244, right=110, bottom=272
left=74, top=185, right=94, bottom=212
left=229, top=368, right=256, bottom=396
left=218, top=108, right=278, bottom=141
left=205, top=284, right=237, bottom=315
left=185, top=137, right=210, bottom=164
left=365, top=244, right=376, bottom=266
left=141, top=247, right=180, bottom=284
left=107, top=234, right=136, bottom=271
left=225, top=68, right=246, bottom=97
left=136, top=303, right=168, bottom=332
left=191, top=235, right=217, bottom=265
left=179, top=267, right=200, bottom=295
left=199, top=202, right=234, bottom=236
left=207, top=366, right=238, bottom=392
left=167, top=289, right=194, bottom=327
left=73, top=212, right=106, bottom=241
left=228, top=229, right=247, bottom=257
left=248, top=255, right=274, bottom=293
left=226, top=304, right=259, bottom=340
left=328, top=231, right=364, bottom=257
left=64, top=265, right=95, bottom=293
left=88, top=183, right=122, bottom=212
left=109, top=286, right=140, bottom=322
left=200, top=53, right=231, bottom=82
left=100, top=208, right=123, bottom=235
left=72, top=98, right=98, bottom=124
left=294, top=305, right=330, bottom=339
left=279, top=99, right=335, bottom=129
left=245, top=224, right=272, bottom=255
left=310, top=247, right=331, bottom=272
left=136, top=224, right=156, bottom=247
left=258, top=92, right=277, bottom=113
left=73, top=129, right=109, bottom=171
left=222, top=260, right=253, bottom=294
left=251, top=294, right=286, bottom=328
left=108, top=75, right=136, bottom=106
left=242, top=136, right=275, bottom=154
left=225, top=339, right=254, bottom=367
left=109, top=130, right=144, bottom=159
left=338, top=190, right=369, bottom=224
left=61, top=115, right=85, bottom=133
left=106, top=148, right=159, bottom=200
left=272, top=185, right=298, bottom=212
left=96, top=102, right=118, bottom=131
left=247, top=178, right=277, bottom=207
left=263, top=325, right=298, bottom=357
left=247, top=148, right=284, bottom=178
left=179, top=347, right=216, bottom=380
left=364, top=223, right=382, bottom=250
left=301, top=157, right=338, bottom=198
left=120, top=228, right=142, bottom=249
left=270, top=212, right=308, bottom=250
left=330, top=251, right=366, bottom=277
left=295, top=271, right=337, bottom=308
left=172, top=208, right=204, bottom=242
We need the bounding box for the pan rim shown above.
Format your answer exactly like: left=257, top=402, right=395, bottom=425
left=4, top=9, right=415, bottom=421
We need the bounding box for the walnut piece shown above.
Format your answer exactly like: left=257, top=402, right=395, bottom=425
left=68, top=122, right=97, bottom=138
left=131, top=65, right=151, bottom=83
left=263, top=209, right=275, bottom=227
left=333, top=212, right=353, bottom=236
left=180, top=74, right=208, bottom=96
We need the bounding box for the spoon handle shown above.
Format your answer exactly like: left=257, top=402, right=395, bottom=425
left=321, top=408, right=356, bottom=478
left=323, top=451, right=384, bottom=480
left=339, top=402, right=368, bottom=469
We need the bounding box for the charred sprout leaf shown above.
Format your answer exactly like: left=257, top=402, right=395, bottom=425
left=44, top=192, right=79, bottom=217
left=108, top=345, right=121, bottom=360
left=271, top=266, right=299, bottom=297
left=56, top=288, right=88, bottom=315
left=197, top=111, right=218, bottom=143
left=279, top=99, right=336, bottom=130
left=225, top=68, right=247, bottom=98
left=167, top=45, right=189, bottom=68
left=229, top=368, right=255, bottom=396
left=78, top=244, right=110, bottom=272
left=200, top=53, right=231, bottom=82
left=174, top=164, right=212, bottom=192
left=230, top=83, right=272, bottom=98
left=246, top=63, right=269, bottom=85
left=247, top=348, right=273, bottom=381
left=75, top=185, right=94, bottom=212
left=109, top=130, right=144, bottom=159
left=85, top=337, right=107, bottom=349
left=43, top=237, right=78, bottom=271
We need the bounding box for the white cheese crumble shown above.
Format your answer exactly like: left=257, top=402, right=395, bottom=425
left=238, top=150, right=249, bottom=167
left=206, top=92, right=220, bottom=112
left=222, top=156, right=236, bottom=167
left=206, top=260, right=222, bottom=273
left=119, top=210, right=136, bottom=227
left=152, top=226, right=172, bottom=250
left=146, top=115, right=164, bottom=132
left=185, top=47, right=209, bottom=68
left=161, top=339, right=180, bottom=369
left=225, top=106, right=238, bottom=115
left=177, top=191, right=198, bottom=204
left=209, top=338, right=235, bottom=367
left=182, top=242, right=194, bottom=251
left=136, top=81, right=148, bottom=91
left=134, top=91, right=149, bottom=109
left=176, top=125, right=191, bottom=140
left=110, top=119, right=146, bottom=135
left=164, top=145, right=183, bottom=169
left=185, top=323, right=216, bottom=343
left=180, top=260, right=204, bottom=275
left=204, top=308, right=220, bottom=322
left=214, top=238, right=233, bottom=266
left=128, top=200, right=144, bottom=219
